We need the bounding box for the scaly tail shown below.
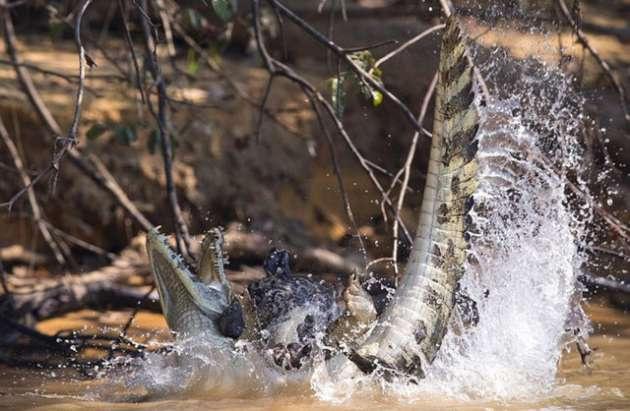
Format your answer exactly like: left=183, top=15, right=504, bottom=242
left=352, top=16, right=481, bottom=379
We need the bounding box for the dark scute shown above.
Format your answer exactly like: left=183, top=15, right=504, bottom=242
left=441, top=19, right=462, bottom=56
left=455, top=287, right=480, bottom=327
left=347, top=351, right=379, bottom=374
left=218, top=299, right=245, bottom=339
left=442, top=80, right=474, bottom=119
left=432, top=244, right=443, bottom=257
left=464, top=213, right=473, bottom=227
left=272, top=342, right=312, bottom=370
left=466, top=138, right=479, bottom=160
left=464, top=196, right=475, bottom=213
left=442, top=141, right=452, bottom=166
left=437, top=203, right=449, bottom=224
left=451, top=176, right=460, bottom=194
left=442, top=55, right=469, bottom=86
left=401, top=354, right=425, bottom=380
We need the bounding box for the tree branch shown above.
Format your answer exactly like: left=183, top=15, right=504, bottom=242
left=555, top=0, right=630, bottom=122
left=137, top=0, right=192, bottom=261
left=0, top=117, right=66, bottom=265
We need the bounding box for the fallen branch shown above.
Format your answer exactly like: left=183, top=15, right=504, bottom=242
left=2, top=226, right=362, bottom=324
left=4, top=247, right=156, bottom=320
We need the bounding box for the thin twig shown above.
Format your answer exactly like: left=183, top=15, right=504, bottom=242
left=344, top=39, right=398, bottom=54
left=307, top=91, right=368, bottom=268
left=555, top=0, right=630, bottom=121
left=0, top=59, right=123, bottom=82
left=82, top=154, right=154, bottom=231
left=0, top=117, right=66, bottom=265
left=41, top=220, right=117, bottom=261
left=374, top=24, right=445, bottom=69
left=50, top=0, right=94, bottom=192
left=137, top=0, right=192, bottom=261
left=365, top=257, right=395, bottom=272
left=266, top=0, right=425, bottom=133
left=255, top=75, right=275, bottom=142
left=579, top=273, right=630, bottom=294
left=155, top=0, right=176, bottom=59
left=1, top=2, right=153, bottom=230
left=118, top=0, right=147, bottom=104
left=121, top=285, right=156, bottom=337
left=391, top=73, right=438, bottom=276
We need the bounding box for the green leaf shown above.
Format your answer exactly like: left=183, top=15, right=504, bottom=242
left=114, top=125, right=137, bottom=145
left=211, top=0, right=237, bottom=21
left=330, top=76, right=346, bottom=119
left=348, top=51, right=377, bottom=72
left=86, top=123, right=107, bottom=140
left=186, top=49, right=199, bottom=76
left=372, top=90, right=383, bottom=107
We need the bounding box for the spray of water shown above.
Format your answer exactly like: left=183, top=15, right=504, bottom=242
left=415, top=60, right=591, bottom=400
left=99, top=18, right=595, bottom=406
left=311, top=30, right=593, bottom=403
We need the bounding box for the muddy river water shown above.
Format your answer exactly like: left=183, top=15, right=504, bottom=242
left=0, top=300, right=628, bottom=411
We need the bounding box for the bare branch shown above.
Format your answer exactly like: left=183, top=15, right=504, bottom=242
left=266, top=0, right=424, bottom=133
left=255, top=75, right=275, bottom=142
left=1, top=2, right=153, bottom=230
left=137, top=0, right=192, bottom=261
left=118, top=0, right=147, bottom=104
left=374, top=24, right=445, bottom=69
left=252, top=0, right=412, bottom=246
left=50, top=0, right=94, bottom=192
left=555, top=0, right=630, bottom=122
left=307, top=90, right=367, bottom=268
left=391, top=72, right=438, bottom=276
left=0, top=117, right=66, bottom=265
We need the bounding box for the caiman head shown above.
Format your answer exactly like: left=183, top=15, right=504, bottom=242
left=146, top=227, right=245, bottom=339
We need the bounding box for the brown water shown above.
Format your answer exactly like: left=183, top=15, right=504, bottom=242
left=0, top=301, right=628, bottom=411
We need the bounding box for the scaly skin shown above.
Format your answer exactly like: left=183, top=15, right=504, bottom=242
left=146, top=16, right=480, bottom=381
left=146, top=227, right=232, bottom=340
left=348, top=16, right=481, bottom=379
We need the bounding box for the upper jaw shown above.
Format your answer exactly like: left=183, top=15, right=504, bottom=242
left=146, top=227, right=230, bottom=336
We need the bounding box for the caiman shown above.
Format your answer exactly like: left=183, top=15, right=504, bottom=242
left=146, top=15, right=481, bottom=379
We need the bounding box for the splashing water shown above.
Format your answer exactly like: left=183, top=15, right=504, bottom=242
left=308, top=52, right=593, bottom=403
left=312, top=33, right=593, bottom=402
left=417, top=62, right=590, bottom=400
left=100, top=23, right=595, bottom=406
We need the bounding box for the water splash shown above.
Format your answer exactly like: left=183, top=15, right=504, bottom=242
left=312, top=29, right=594, bottom=403
left=101, top=21, right=594, bottom=407
left=419, top=72, right=589, bottom=399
